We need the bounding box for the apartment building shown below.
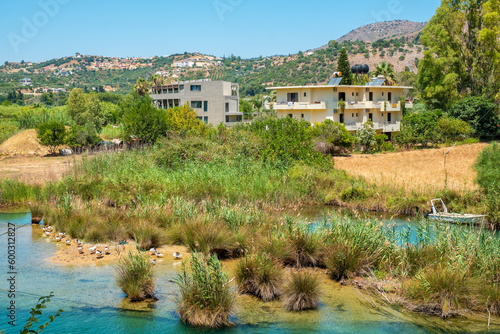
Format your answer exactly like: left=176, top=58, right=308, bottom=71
left=150, top=79, right=242, bottom=126
left=267, top=78, right=413, bottom=137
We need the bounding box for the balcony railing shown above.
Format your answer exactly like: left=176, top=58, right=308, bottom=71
left=274, top=101, right=327, bottom=110
left=343, top=121, right=400, bottom=132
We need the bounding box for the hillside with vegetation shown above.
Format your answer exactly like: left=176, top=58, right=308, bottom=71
left=0, top=20, right=426, bottom=100
left=336, top=20, right=426, bottom=43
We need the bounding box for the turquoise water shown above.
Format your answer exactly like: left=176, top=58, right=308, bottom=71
left=1, top=211, right=499, bottom=334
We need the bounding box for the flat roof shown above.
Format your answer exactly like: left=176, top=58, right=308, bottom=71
left=266, top=85, right=413, bottom=90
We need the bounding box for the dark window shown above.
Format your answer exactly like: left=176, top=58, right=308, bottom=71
left=288, top=114, right=293, bottom=118
left=180, top=85, right=184, bottom=90
left=339, top=114, right=344, bottom=123
left=369, top=92, right=373, bottom=101
left=287, top=92, right=299, bottom=102
left=191, top=101, right=202, bottom=109
left=225, top=102, right=229, bottom=112
left=388, top=92, right=392, bottom=102
left=190, top=85, right=201, bottom=91
left=204, top=116, right=208, bottom=124
left=204, top=101, right=208, bottom=112
left=387, top=113, right=392, bottom=122
left=369, top=113, right=373, bottom=121
left=338, top=92, right=346, bottom=101
left=226, top=116, right=229, bottom=122
left=301, top=114, right=304, bottom=118
left=304, top=92, right=307, bottom=97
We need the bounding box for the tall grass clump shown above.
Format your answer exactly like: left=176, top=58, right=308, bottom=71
left=475, top=142, right=500, bottom=225
left=405, top=265, right=472, bottom=318
left=282, top=271, right=321, bottom=311
left=116, top=251, right=155, bottom=302
left=175, top=253, right=235, bottom=328
left=283, top=221, right=323, bottom=268
left=235, top=253, right=283, bottom=301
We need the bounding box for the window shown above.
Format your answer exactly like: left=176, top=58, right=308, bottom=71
left=356, top=92, right=359, bottom=97
left=204, top=101, right=208, bottom=112
left=203, top=116, right=208, bottom=124
left=369, top=92, right=373, bottom=101
left=334, top=109, right=337, bottom=114
left=231, top=85, right=238, bottom=96
left=352, top=113, right=354, bottom=117
left=225, top=102, right=229, bottom=112
left=180, top=85, right=184, bottom=91
left=304, top=92, right=307, bottom=97
left=340, top=113, right=344, bottom=123
left=196, top=117, right=202, bottom=121
left=356, top=113, right=358, bottom=117
left=388, top=92, right=392, bottom=102
left=382, top=92, right=384, bottom=96
left=301, top=114, right=304, bottom=118
left=288, top=114, right=293, bottom=118
left=287, top=92, right=299, bottom=102
left=191, top=101, right=202, bottom=109
left=352, top=92, right=355, bottom=96
left=190, top=85, right=201, bottom=91
left=369, top=113, right=373, bottom=121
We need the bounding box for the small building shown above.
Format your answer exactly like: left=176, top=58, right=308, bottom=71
left=149, top=79, right=242, bottom=126
left=20, top=78, right=32, bottom=86
left=267, top=77, right=413, bottom=138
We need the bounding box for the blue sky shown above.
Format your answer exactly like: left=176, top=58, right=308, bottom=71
left=0, top=0, right=440, bottom=63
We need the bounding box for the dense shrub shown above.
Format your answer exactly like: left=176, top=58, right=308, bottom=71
left=36, top=121, right=66, bottom=154
left=116, top=252, right=155, bottom=302
left=449, top=97, right=500, bottom=139
left=282, top=271, right=320, bottom=311
left=475, top=142, right=500, bottom=224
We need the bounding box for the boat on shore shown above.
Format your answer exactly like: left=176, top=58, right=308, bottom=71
left=428, top=198, right=486, bottom=224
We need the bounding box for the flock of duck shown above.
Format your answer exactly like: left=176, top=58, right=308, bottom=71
left=42, top=225, right=183, bottom=264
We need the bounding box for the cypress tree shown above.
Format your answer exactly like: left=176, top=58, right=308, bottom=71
left=337, top=49, right=352, bottom=85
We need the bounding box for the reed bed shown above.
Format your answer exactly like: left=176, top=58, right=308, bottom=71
left=235, top=254, right=283, bottom=301
left=116, top=251, right=155, bottom=302
left=175, top=253, right=235, bottom=328
left=282, top=271, right=321, bottom=311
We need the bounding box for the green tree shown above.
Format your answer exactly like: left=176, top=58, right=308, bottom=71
left=134, top=78, right=151, bottom=97
left=67, top=88, right=87, bottom=123
left=437, top=115, right=472, bottom=141
left=449, top=96, right=500, bottom=139
left=475, top=142, right=500, bottom=224
left=122, top=93, right=168, bottom=144
left=312, top=119, right=353, bottom=154
left=394, top=111, right=443, bottom=148
left=419, top=0, right=500, bottom=105
left=337, top=49, right=352, bottom=85
left=36, top=121, right=66, bottom=155
left=355, top=121, right=376, bottom=152
left=374, top=61, right=397, bottom=85
left=239, top=99, right=253, bottom=120
left=166, top=103, right=205, bottom=136
left=251, top=97, right=263, bottom=118
left=65, top=123, right=100, bottom=148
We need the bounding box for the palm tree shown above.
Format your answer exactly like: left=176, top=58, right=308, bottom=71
left=134, top=78, right=151, bottom=97
left=373, top=62, right=397, bottom=86
left=252, top=97, right=263, bottom=118
left=150, top=74, right=164, bottom=95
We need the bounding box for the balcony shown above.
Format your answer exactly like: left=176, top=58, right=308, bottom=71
left=335, top=101, right=383, bottom=110
left=343, top=121, right=400, bottom=132
left=274, top=101, right=327, bottom=110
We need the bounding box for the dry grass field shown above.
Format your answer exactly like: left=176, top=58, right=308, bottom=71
left=334, top=143, right=489, bottom=194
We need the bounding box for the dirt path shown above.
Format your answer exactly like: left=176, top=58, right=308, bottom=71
left=0, top=155, right=79, bottom=184
left=334, top=143, right=488, bottom=193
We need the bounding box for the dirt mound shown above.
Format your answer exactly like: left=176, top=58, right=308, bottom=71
left=0, top=129, right=61, bottom=157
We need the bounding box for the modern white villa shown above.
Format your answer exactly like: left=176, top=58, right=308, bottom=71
left=267, top=77, right=413, bottom=138
left=150, top=79, right=243, bottom=126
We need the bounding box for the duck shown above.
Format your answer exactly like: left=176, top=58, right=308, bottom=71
left=150, top=248, right=156, bottom=255
left=155, top=252, right=164, bottom=258
left=58, top=232, right=66, bottom=236
left=96, top=250, right=104, bottom=259
left=65, top=239, right=71, bottom=245
left=173, top=252, right=182, bottom=260
left=78, top=246, right=84, bottom=254
left=44, top=231, right=51, bottom=236
left=55, top=236, right=62, bottom=241
left=89, top=246, right=97, bottom=254
left=47, top=226, right=53, bottom=230
left=42, top=227, right=47, bottom=231
left=150, top=259, right=157, bottom=265
left=104, top=247, right=110, bottom=255
left=76, top=239, right=82, bottom=245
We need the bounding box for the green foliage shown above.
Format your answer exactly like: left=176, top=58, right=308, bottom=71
left=65, top=123, right=100, bottom=148
left=121, top=93, right=168, bottom=143
left=449, top=96, right=500, bottom=139
left=475, top=142, right=500, bottom=224
left=116, top=251, right=155, bottom=302
left=394, top=111, right=442, bottom=148
left=355, top=121, right=376, bottom=151
left=67, top=89, right=105, bottom=132
left=239, top=99, right=253, bottom=119
left=312, top=119, right=353, bottom=155
left=36, top=121, right=66, bottom=154
left=249, top=117, right=330, bottom=168
left=374, top=61, right=397, bottom=85
left=340, top=184, right=368, bottom=201
left=175, top=253, right=235, bottom=328
left=166, top=103, right=206, bottom=136
left=20, top=292, right=63, bottom=334
left=437, top=115, right=471, bottom=141
left=0, top=123, right=18, bottom=144
left=337, top=49, right=352, bottom=85
left=419, top=0, right=500, bottom=106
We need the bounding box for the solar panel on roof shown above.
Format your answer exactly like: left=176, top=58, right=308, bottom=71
left=373, top=79, right=386, bottom=86
left=328, top=77, right=342, bottom=86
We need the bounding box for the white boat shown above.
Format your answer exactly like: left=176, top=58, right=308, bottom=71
left=428, top=199, right=486, bottom=224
